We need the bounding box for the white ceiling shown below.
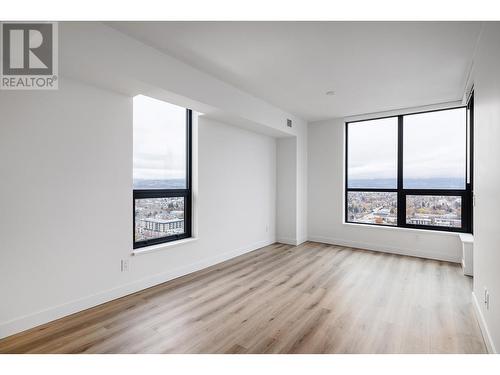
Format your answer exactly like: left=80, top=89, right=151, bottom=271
left=110, top=22, right=482, bottom=122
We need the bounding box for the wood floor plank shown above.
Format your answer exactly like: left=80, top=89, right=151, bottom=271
left=0, top=241, right=487, bottom=354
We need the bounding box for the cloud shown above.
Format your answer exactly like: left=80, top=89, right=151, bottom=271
left=348, top=108, right=466, bottom=180
left=132, top=95, right=187, bottom=180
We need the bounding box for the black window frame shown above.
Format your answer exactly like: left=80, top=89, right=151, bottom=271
left=345, top=105, right=473, bottom=233
left=133, top=108, right=192, bottom=249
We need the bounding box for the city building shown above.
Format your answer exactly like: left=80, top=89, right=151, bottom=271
left=140, top=218, right=184, bottom=232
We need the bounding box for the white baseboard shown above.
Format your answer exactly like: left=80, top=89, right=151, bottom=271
left=472, top=291, right=497, bottom=354
left=276, top=237, right=299, bottom=246
left=0, top=238, right=275, bottom=340
left=308, top=235, right=461, bottom=263
left=296, top=237, right=308, bottom=246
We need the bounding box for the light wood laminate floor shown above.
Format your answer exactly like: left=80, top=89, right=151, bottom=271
left=0, top=242, right=486, bottom=353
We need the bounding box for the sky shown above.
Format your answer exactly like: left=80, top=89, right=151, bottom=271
left=348, top=117, right=398, bottom=181
left=133, top=95, right=186, bottom=181
left=403, top=108, right=466, bottom=180
left=348, top=108, right=466, bottom=182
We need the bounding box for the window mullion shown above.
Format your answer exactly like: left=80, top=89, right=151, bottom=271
left=397, top=115, right=405, bottom=227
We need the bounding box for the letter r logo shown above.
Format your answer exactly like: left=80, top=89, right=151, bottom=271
left=2, top=23, right=53, bottom=75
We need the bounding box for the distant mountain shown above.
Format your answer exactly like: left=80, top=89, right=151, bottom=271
left=133, top=179, right=186, bottom=189
left=348, top=177, right=465, bottom=189
left=348, top=178, right=397, bottom=189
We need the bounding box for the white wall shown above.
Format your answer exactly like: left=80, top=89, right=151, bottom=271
left=296, top=124, right=308, bottom=245
left=0, top=80, right=132, bottom=336
left=470, top=22, right=500, bottom=354
left=0, top=79, right=277, bottom=338
left=276, top=138, right=297, bottom=244
left=275, top=127, right=308, bottom=246
left=196, top=117, right=276, bottom=250
left=307, top=117, right=462, bottom=263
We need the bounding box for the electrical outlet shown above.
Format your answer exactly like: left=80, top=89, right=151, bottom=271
left=485, top=289, right=490, bottom=310
left=265, top=224, right=269, bottom=233
left=121, top=259, right=130, bottom=272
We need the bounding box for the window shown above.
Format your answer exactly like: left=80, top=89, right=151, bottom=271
left=345, top=106, right=472, bottom=233
left=133, top=95, right=192, bottom=248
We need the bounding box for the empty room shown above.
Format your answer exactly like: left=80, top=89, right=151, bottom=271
left=1, top=3, right=500, bottom=369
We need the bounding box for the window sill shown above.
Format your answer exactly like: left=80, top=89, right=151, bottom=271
left=132, top=237, right=198, bottom=256
left=342, top=222, right=463, bottom=237
left=459, top=233, right=474, bottom=244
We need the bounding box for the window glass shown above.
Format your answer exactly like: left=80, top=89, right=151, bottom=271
left=135, top=197, right=185, bottom=242
left=347, top=118, right=398, bottom=188
left=403, top=108, right=466, bottom=189
left=133, top=95, right=187, bottom=189
left=347, top=191, right=397, bottom=226
left=406, top=195, right=461, bottom=228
